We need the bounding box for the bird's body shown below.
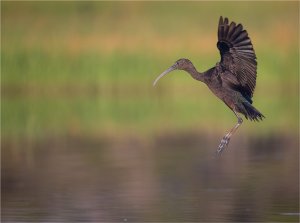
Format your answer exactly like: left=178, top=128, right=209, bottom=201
left=153, top=16, right=265, bottom=155
left=188, top=64, right=262, bottom=121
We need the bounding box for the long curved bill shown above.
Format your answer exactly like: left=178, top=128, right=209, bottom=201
left=153, top=65, right=177, bottom=87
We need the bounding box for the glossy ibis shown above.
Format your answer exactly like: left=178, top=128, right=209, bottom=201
left=153, top=16, right=265, bottom=155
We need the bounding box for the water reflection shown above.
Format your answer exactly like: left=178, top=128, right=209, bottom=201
left=2, top=133, right=299, bottom=222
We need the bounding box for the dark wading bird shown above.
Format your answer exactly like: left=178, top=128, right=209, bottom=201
left=153, top=17, right=265, bottom=155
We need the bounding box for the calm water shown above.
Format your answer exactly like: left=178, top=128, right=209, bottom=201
left=2, top=132, right=299, bottom=222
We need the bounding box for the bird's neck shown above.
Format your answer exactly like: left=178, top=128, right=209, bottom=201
left=185, top=65, right=204, bottom=82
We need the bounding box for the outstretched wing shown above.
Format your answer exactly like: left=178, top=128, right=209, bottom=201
left=217, top=16, right=257, bottom=102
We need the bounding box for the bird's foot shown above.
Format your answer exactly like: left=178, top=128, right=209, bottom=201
left=215, top=134, right=231, bottom=156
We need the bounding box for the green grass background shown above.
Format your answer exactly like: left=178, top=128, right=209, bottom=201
left=2, top=1, right=299, bottom=140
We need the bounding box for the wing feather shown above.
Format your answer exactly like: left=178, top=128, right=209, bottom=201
left=217, top=16, right=257, bottom=101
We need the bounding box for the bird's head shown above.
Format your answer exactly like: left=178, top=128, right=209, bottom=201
left=153, top=58, right=194, bottom=86
left=175, top=58, right=193, bottom=70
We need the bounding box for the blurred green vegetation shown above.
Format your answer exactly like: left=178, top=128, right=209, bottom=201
left=2, top=2, right=299, bottom=139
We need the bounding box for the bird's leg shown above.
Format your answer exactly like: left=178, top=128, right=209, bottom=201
left=216, top=110, right=243, bottom=156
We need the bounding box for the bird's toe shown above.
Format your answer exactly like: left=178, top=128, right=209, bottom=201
left=216, top=136, right=231, bottom=156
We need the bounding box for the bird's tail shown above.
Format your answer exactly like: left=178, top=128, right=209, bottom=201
left=242, top=102, right=265, bottom=121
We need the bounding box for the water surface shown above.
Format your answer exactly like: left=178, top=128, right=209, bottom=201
left=2, top=133, right=299, bottom=222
